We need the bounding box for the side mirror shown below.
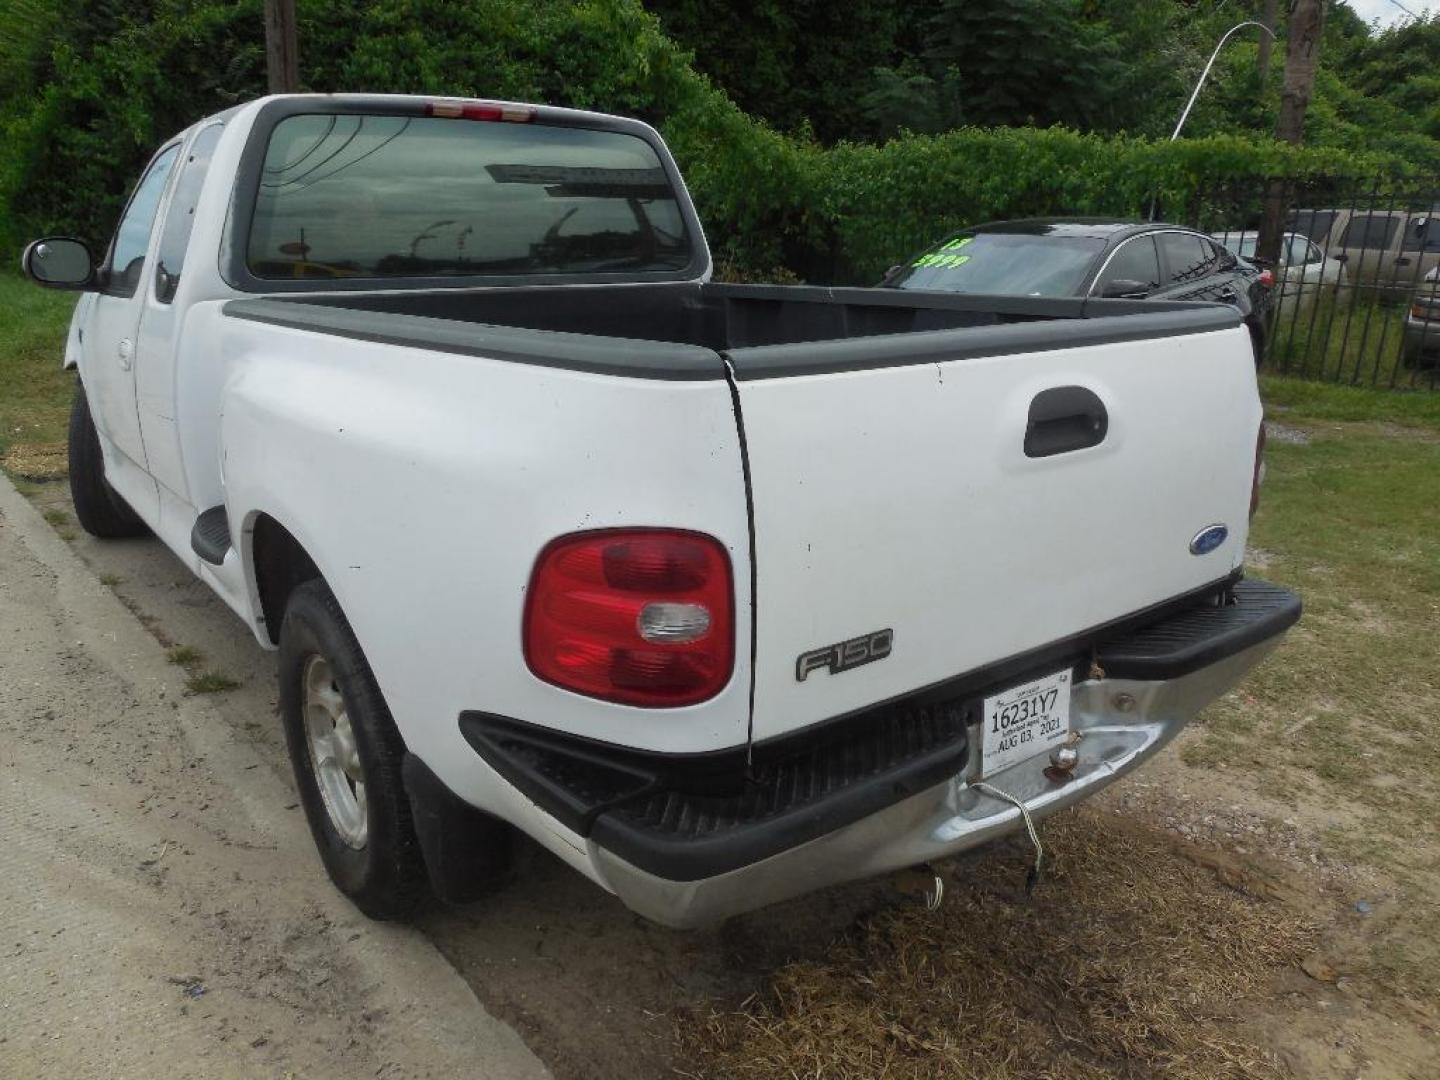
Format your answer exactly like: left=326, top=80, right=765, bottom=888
left=22, top=237, right=95, bottom=290
left=1100, top=278, right=1150, bottom=299
left=1333, top=253, right=1349, bottom=265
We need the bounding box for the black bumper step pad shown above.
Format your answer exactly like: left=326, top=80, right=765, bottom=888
left=461, top=695, right=969, bottom=882
left=1094, top=578, right=1301, bottom=679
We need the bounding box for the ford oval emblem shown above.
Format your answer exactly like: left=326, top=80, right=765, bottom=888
left=1189, top=524, right=1229, bottom=555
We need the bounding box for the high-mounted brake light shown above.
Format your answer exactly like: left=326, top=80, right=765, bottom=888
left=524, top=530, right=735, bottom=707
left=426, top=100, right=535, bottom=123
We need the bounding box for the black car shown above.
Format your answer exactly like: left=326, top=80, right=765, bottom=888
left=883, top=218, right=1275, bottom=357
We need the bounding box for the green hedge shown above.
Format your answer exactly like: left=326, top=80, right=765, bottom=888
left=0, top=0, right=1400, bottom=284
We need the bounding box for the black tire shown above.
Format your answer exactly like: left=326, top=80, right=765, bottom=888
left=67, top=382, right=147, bottom=538
left=1402, top=341, right=1436, bottom=370
left=278, top=578, right=429, bottom=919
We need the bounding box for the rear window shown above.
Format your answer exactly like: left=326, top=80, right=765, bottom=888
left=1287, top=210, right=1337, bottom=243
left=1223, top=235, right=1258, bottom=258
left=247, top=113, right=692, bottom=280
left=889, top=232, right=1104, bottom=297
left=1339, top=213, right=1400, bottom=252
left=1401, top=215, right=1440, bottom=253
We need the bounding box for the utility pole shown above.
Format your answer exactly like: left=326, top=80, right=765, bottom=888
left=1257, top=0, right=1327, bottom=266
left=1256, top=0, right=1278, bottom=84
left=264, top=0, right=300, bottom=94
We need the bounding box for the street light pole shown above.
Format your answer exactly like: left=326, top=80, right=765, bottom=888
left=1170, top=21, right=1276, bottom=141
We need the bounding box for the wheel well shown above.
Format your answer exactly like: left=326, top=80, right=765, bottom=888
left=251, top=514, right=321, bottom=645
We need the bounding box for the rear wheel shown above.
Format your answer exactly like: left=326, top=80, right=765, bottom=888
left=278, top=578, right=429, bottom=918
left=67, top=383, right=146, bottom=538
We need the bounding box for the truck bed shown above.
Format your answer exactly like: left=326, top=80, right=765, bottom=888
left=221, top=280, right=1256, bottom=745
left=224, top=282, right=1238, bottom=381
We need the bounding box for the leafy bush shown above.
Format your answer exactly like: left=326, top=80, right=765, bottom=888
left=0, top=0, right=1403, bottom=285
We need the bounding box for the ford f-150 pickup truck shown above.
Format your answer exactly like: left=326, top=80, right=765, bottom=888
left=22, top=94, right=1300, bottom=927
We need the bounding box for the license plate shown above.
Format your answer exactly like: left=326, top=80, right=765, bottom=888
left=980, top=667, right=1072, bottom=778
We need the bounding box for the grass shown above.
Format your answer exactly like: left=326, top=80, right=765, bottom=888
left=687, top=811, right=1314, bottom=1080
left=166, top=644, right=203, bottom=666
left=1263, top=373, right=1440, bottom=430
left=98, top=573, right=123, bottom=587
left=1180, top=402, right=1440, bottom=998
left=1265, top=289, right=1435, bottom=392
left=42, top=508, right=67, bottom=526
left=0, top=274, right=76, bottom=473
left=184, top=671, right=240, bottom=694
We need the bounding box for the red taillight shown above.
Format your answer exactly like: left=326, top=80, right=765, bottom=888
left=1258, top=269, right=1276, bottom=288
left=524, top=530, right=735, bottom=707
left=1250, top=421, right=1267, bottom=518
left=426, top=100, right=534, bottom=123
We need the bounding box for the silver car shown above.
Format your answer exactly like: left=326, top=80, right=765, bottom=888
left=1212, top=230, right=1345, bottom=298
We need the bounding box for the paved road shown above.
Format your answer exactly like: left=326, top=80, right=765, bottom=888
left=0, top=473, right=550, bottom=1080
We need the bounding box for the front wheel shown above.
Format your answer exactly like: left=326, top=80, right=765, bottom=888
left=278, top=579, right=429, bottom=918
left=67, top=383, right=146, bottom=538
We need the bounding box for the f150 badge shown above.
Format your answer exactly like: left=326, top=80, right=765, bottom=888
left=796, top=629, right=894, bottom=681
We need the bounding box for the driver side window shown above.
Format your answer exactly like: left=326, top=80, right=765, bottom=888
left=105, top=144, right=180, bottom=297
left=1095, top=235, right=1162, bottom=295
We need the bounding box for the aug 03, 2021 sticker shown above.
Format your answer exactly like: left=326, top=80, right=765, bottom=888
left=981, top=668, right=1072, bottom=778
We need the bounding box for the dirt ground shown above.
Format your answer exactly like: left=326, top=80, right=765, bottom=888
left=7, top=423, right=1438, bottom=1079
left=0, top=475, right=548, bottom=1079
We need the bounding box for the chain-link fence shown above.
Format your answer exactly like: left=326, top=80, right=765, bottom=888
left=1182, top=178, right=1440, bottom=390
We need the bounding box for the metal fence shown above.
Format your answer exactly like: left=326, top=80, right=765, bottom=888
left=1180, top=177, right=1440, bottom=390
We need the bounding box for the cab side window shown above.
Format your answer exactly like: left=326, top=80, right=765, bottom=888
left=155, top=124, right=224, bottom=303
left=1401, top=216, right=1440, bottom=254
left=1159, top=232, right=1213, bottom=286
left=1095, top=235, right=1161, bottom=294
left=106, top=144, right=181, bottom=297
left=1339, top=213, right=1399, bottom=253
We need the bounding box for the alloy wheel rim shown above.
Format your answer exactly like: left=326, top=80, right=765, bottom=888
left=302, top=654, right=367, bottom=849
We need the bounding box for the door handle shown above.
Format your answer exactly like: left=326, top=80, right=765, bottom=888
left=117, top=338, right=133, bottom=370
left=1025, top=386, right=1108, bottom=458
left=1395, top=257, right=1412, bottom=266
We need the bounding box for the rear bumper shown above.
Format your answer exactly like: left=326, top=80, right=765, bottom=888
left=461, top=578, right=1299, bottom=927
left=594, top=639, right=1279, bottom=926
left=1403, top=315, right=1440, bottom=356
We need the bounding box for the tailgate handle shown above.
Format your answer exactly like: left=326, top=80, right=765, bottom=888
left=1025, top=386, right=1108, bottom=458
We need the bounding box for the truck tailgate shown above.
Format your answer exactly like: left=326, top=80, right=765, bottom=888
left=729, top=310, right=1261, bottom=742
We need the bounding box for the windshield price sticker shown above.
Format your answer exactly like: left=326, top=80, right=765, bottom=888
left=980, top=668, right=1072, bottom=778
left=911, top=234, right=973, bottom=269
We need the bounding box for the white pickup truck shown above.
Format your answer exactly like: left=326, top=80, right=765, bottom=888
left=23, top=94, right=1299, bottom=927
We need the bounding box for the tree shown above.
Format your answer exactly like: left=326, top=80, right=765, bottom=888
left=264, top=0, right=299, bottom=93
left=1276, top=0, right=1327, bottom=145
left=1259, top=0, right=1328, bottom=266
left=1256, top=0, right=1278, bottom=83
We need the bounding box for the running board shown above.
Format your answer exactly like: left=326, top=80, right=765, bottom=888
left=191, top=506, right=232, bottom=565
